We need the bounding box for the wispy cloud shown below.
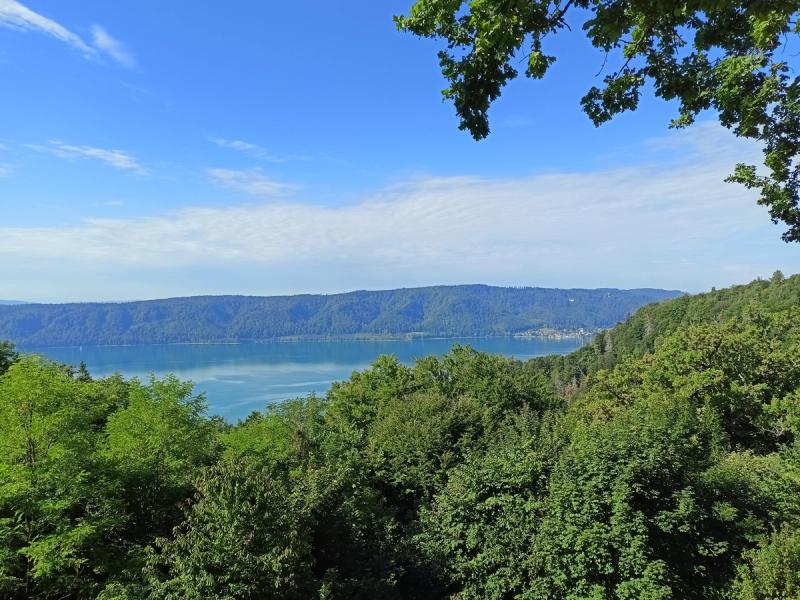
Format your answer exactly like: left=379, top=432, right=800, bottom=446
left=207, top=168, right=297, bottom=197
left=91, top=25, right=135, bottom=68
left=0, top=164, right=13, bottom=177
left=0, top=1, right=134, bottom=67
left=2, top=123, right=797, bottom=300
left=211, top=138, right=269, bottom=159
left=31, top=140, right=148, bottom=175
left=0, top=0, right=93, bottom=55
left=210, top=137, right=311, bottom=162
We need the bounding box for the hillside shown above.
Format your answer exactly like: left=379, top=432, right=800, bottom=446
left=534, top=271, right=800, bottom=391
left=0, top=285, right=681, bottom=346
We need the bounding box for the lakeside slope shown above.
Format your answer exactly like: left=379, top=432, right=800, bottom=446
left=0, top=284, right=682, bottom=346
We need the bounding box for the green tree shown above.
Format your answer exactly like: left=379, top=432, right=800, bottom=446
left=150, top=420, right=411, bottom=599
left=367, top=390, right=491, bottom=505
left=417, top=410, right=565, bottom=599
left=535, top=274, right=800, bottom=400
left=530, top=395, right=739, bottom=599
left=731, top=526, right=800, bottom=599
left=414, top=345, right=557, bottom=414
left=397, top=1, right=800, bottom=241
left=102, top=376, right=220, bottom=544
left=0, top=357, right=120, bottom=599
left=0, top=341, right=16, bottom=375
left=326, top=354, right=418, bottom=433
left=582, top=311, right=800, bottom=452
left=222, top=396, right=327, bottom=467
left=145, top=460, right=315, bottom=600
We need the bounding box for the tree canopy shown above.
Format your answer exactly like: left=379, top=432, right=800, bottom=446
left=1, top=274, right=799, bottom=598
left=396, top=1, right=800, bottom=242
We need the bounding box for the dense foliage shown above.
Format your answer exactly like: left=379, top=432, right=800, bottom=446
left=535, top=270, right=800, bottom=393
left=1, top=274, right=798, bottom=598
left=0, top=285, right=679, bottom=346
left=397, top=1, right=800, bottom=242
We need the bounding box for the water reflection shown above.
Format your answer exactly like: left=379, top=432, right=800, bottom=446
left=23, top=337, right=588, bottom=420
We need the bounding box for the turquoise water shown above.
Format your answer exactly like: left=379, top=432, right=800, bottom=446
left=22, top=337, right=587, bottom=421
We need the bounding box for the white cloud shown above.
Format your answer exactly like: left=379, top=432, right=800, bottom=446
left=2, top=123, right=798, bottom=300
left=0, top=164, right=13, bottom=177
left=91, top=25, right=135, bottom=68
left=207, top=168, right=297, bottom=197
left=31, top=140, right=148, bottom=175
left=210, top=137, right=310, bottom=162
left=0, top=0, right=93, bottom=55
left=211, top=138, right=269, bottom=159
left=0, top=2, right=135, bottom=67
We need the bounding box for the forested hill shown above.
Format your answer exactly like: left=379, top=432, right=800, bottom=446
left=0, top=285, right=682, bottom=346
left=535, top=271, right=800, bottom=391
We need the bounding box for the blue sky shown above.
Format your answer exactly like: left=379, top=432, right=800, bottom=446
left=1, top=0, right=798, bottom=301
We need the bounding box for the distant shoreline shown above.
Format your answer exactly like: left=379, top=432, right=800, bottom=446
left=3, top=284, right=672, bottom=348
left=19, top=331, right=597, bottom=350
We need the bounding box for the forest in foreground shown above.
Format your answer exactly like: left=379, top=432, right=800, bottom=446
left=0, top=273, right=799, bottom=599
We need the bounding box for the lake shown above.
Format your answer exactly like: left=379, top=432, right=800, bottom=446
left=22, top=337, right=587, bottom=421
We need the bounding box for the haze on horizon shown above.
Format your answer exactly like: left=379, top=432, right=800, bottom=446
left=2, top=0, right=799, bottom=303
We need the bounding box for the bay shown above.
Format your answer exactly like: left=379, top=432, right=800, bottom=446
left=21, top=337, right=587, bottom=421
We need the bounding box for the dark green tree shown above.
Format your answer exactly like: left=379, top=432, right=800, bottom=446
left=0, top=341, right=16, bottom=375
left=144, top=460, right=316, bottom=600
left=397, top=1, right=800, bottom=241
left=417, top=410, right=565, bottom=599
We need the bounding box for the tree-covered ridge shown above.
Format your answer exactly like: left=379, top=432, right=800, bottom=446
left=0, top=285, right=680, bottom=346
left=0, top=274, right=798, bottom=598
left=535, top=271, right=800, bottom=393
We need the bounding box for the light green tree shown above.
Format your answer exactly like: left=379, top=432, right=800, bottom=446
left=0, top=357, right=119, bottom=599
left=731, top=526, right=800, bottom=599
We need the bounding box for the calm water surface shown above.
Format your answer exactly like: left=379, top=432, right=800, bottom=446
left=23, top=337, right=587, bottom=421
